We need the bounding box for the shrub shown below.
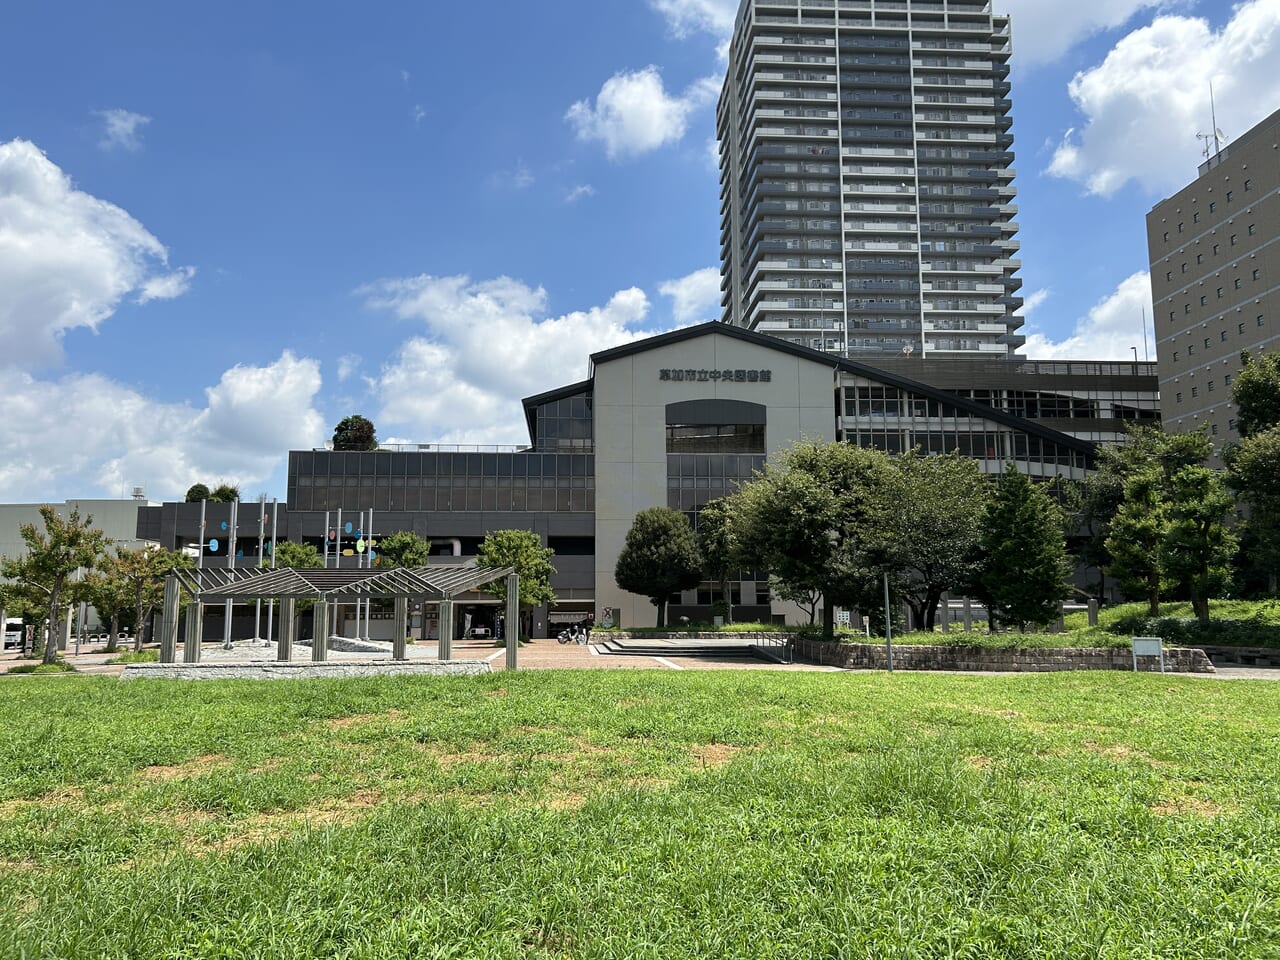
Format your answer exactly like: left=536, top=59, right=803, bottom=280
left=7, top=661, right=76, bottom=674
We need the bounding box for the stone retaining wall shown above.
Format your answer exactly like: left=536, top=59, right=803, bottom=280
left=599, top=632, right=791, bottom=641
left=122, top=660, right=492, bottom=681
left=1197, top=645, right=1280, bottom=668
left=794, top=638, right=1215, bottom=673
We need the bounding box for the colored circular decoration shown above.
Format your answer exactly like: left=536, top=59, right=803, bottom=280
left=220, top=521, right=228, bottom=531
left=356, top=538, right=365, bottom=552
left=208, top=539, right=219, bottom=551
left=328, top=529, right=336, bottom=540
left=343, top=549, right=354, bottom=557
left=345, top=522, right=353, bottom=534
left=235, top=550, right=243, bottom=559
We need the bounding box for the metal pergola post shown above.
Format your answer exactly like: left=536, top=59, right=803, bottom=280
left=393, top=597, right=408, bottom=661
left=505, top=574, right=519, bottom=671
left=160, top=575, right=180, bottom=663
left=278, top=598, right=296, bottom=661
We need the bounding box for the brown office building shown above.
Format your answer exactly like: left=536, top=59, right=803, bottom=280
left=1147, top=107, right=1280, bottom=446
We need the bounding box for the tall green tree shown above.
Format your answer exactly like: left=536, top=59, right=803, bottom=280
left=1104, top=469, right=1170, bottom=615
left=376, top=530, right=433, bottom=568
left=82, top=563, right=133, bottom=652
left=332, top=415, right=379, bottom=451
left=1226, top=351, right=1280, bottom=596
left=696, top=498, right=740, bottom=623
left=614, top=508, right=702, bottom=628
left=890, top=452, right=989, bottom=630
left=114, top=547, right=193, bottom=651
left=274, top=540, right=324, bottom=569
left=1163, top=466, right=1238, bottom=623
left=975, top=466, right=1069, bottom=631
left=0, top=506, right=112, bottom=664
left=478, top=530, right=557, bottom=639
left=731, top=441, right=896, bottom=638
left=184, top=483, right=210, bottom=503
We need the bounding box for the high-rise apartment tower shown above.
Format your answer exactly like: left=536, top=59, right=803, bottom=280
left=1147, top=107, right=1280, bottom=445
left=718, top=0, right=1024, bottom=359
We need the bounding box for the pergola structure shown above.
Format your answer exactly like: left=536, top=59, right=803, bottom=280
left=157, top=564, right=520, bottom=670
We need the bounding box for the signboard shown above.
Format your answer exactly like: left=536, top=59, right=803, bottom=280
left=659, top=369, right=772, bottom=383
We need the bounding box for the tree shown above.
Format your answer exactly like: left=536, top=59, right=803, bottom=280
left=889, top=453, right=989, bottom=630
left=185, top=483, right=210, bottom=503
left=975, top=466, right=1069, bottom=631
left=1226, top=351, right=1280, bottom=596
left=114, top=547, right=193, bottom=651
left=731, top=441, right=896, bottom=639
left=478, top=530, right=556, bottom=639
left=1104, top=469, right=1170, bottom=615
left=1232, top=351, right=1280, bottom=439
left=208, top=483, right=240, bottom=503
left=0, top=506, right=112, bottom=664
left=614, top=508, right=702, bottom=628
left=332, top=415, right=379, bottom=452
left=376, top=530, right=433, bottom=568
left=82, top=563, right=133, bottom=653
left=696, top=498, right=740, bottom=623
left=1162, top=466, right=1238, bottom=623
left=274, top=540, right=324, bottom=569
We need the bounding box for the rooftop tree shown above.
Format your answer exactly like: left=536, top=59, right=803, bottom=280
left=332, top=415, right=379, bottom=452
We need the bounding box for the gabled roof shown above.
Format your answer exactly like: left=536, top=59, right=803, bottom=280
left=584, top=321, right=1096, bottom=456
left=174, top=562, right=516, bottom=602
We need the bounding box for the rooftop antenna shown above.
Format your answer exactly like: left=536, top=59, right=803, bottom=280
left=1196, top=81, right=1228, bottom=159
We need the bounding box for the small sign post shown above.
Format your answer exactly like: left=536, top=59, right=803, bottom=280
left=1131, top=636, right=1165, bottom=673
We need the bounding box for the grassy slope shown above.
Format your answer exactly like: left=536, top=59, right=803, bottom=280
left=1, top=671, right=1278, bottom=959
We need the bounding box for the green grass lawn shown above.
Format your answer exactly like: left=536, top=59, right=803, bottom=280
left=1, top=671, right=1278, bottom=959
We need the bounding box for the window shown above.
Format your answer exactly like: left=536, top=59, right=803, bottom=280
left=1193, top=212, right=1201, bottom=224
left=1178, top=222, right=1184, bottom=233
left=1200, top=295, right=1207, bottom=306
left=1230, top=234, right=1238, bottom=246
left=1166, top=271, right=1173, bottom=282
left=1253, top=269, right=1261, bottom=280
left=1209, top=201, right=1217, bottom=213
left=1235, top=279, right=1243, bottom=289
left=1221, top=330, right=1228, bottom=342
left=1188, top=344, right=1196, bottom=354
left=1181, top=262, right=1188, bottom=273
left=1225, top=374, right=1233, bottom=386
left=1208, top=380, right=1215, bottom=392
left=1197, top=254, right=1204, bottom=264
left=1248, top=223, right=1256, bottom=236
left=1244, top=179, right=1252, bottom=192
left=1191, top=386, right=1199, bottom=398
left=1217, top=287, right=1224, bottom=299
left=1239, top=322, right=1246, bottom=334
left=1176, top=392, right=1183, bottom=403
left=1204, top=338, right=1211, bottom=348
left=1229, top=418, right=1237, bottom=430
left=1185, top=304, right=1191, bottom=314
left=1226, top=191, right=1233, bottom=202
left=1213, top=244, right=1220, bottom=255
left=1173, top=351, right=1180, bottom=361
left=1170, top=310, right=1176, bottom=321
left=1212, top=424, right=1219, bottom=435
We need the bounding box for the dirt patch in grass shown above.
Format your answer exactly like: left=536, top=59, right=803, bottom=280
left=486, top=688, right=508, bottom=698
left=0, top=786, right=86, bottom=819
left=542, top=791, right=588, bottom=812
left=140, top=755, right=230, bottom=782
left=324, top=710, right=404, bottom=731
left=691, top=744, right=741, bottom=769
left=203, top=789, right=385, bottom=852
left=965, top=755, right=994, bottom=770
left=1150, top=796, right=1223, bottom=817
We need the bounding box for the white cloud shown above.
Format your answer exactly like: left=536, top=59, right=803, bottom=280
left=566, top=67, right=719, bottom=160
left=648, top=0, right=736, bottom=39
left=659, top=267, right=721, bottom=323
left=0, top=139, right=195, bottom=368
left=0, top=352, right=325, bottom=502
left=97, top=108, right=151, bottom=152
left=360, top=274, right=663, bottom=443
left=138, top=266, right=197, bottom=303
left=336, top=354, right=361, bottom=382
left=1023, top=272, right=1155, bottom=360
left=1047, top=0, right=1280, bottom=196
left=564, top=184, right=595, bottom=204
left=1019, top=288, right=1051, bottom=318
left=412, top=104, right=425, bottom=124
left=992, top=0, right=1181, bottom=68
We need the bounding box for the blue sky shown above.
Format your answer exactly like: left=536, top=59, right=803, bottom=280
left=1, top=0, right=1276, bottom=503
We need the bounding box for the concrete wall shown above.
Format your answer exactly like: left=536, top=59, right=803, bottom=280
left=593, top=331, right=836, bottom=628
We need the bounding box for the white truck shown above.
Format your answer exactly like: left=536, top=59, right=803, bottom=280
left=3, top=618, right=25, bottom=649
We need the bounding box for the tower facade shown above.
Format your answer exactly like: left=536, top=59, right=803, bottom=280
left=1147, top=107, right=1280, bottom=446
left=718, top=0, right=1024, bottom=360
